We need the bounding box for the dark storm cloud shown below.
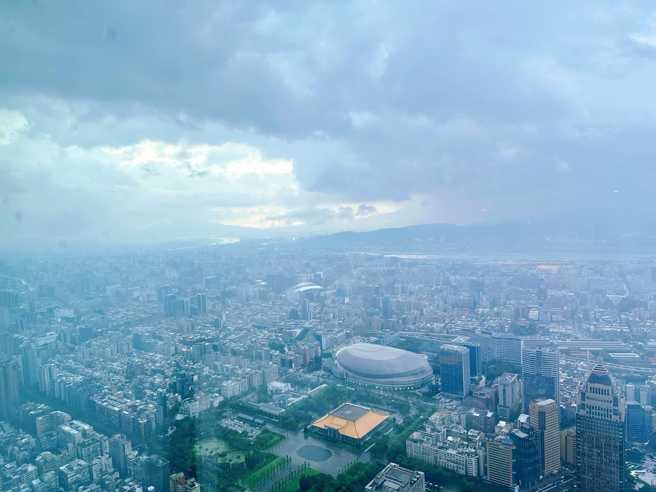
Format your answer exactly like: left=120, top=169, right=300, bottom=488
left=2, top=0, right=656, bottom=245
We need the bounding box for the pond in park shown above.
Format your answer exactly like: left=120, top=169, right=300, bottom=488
left=297, top=444, right=333, bottom=462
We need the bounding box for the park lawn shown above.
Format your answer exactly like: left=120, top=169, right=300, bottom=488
left=216, top=450, right=246, bottom=465
left=194, top=437, right=246, bottom=465
left=194, top=437, right=230, bottom=455
left=278, top=468, right=321, bottom=492
left=255, top=430, right=285, bottom=450
left=242, top=455, right=287, bottom=488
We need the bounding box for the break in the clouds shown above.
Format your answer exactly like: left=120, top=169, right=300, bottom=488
left=2, top=1, right=656, bottom=246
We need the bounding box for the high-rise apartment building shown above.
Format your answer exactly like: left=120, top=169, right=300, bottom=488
left=0, top=356, right=22, bottom=421
left=576, top=365, right=625, bottom=492
left=109, top=434, right=132, bottom=478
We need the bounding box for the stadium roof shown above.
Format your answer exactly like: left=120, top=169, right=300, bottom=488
left=335, top=342, right=432, bottom=381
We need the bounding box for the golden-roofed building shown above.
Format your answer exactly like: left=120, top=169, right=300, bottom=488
left=310, top=403, right=390, bottom=445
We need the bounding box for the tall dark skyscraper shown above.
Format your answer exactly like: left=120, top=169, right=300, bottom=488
left=439, top=344, right=470, bottom=398
left=0, top=357, right=22, bottom=421
left=576, top=365, right=625, bottom=492
left=509, top=427, right=541, bottom=491
left=145, top=454, right=170, bottom=492
left=463, top=342, right=481, bottom=378
left=625, top=401, right=651, bottom=443
left=522, top=346, right=559, bottom=411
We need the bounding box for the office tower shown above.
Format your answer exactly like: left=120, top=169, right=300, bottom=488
left=560, top=427, right=576, bottom=467
left=190, top=293, right=207, bottom=315
left=487, top=435, right=516, bottom=490
left=529, top=399, right=560, bottom=475
left=463, top=342, right=481, bottom=378
left=473, top=333, right=495, bottom=364
left=625, top=401, right=652, bottom=443
left=522, top=346, right=559, bottom=410
left=493, top=334, right=522, bottom=368
left=640, top=385, right=650, bottom=406
left=576, top=365, right=625, bottom=492
left=157, top=285, right=174, bottom=303
left=509, top=427, right=541, bottom=491
left=163, top=294, right=178, bottom=317
left=365, top=462, right=425, bottom=492
left=496, top=372, right=522, bottom=420
left=0, top=356, right=22, bottom=421
left=440, top=344, right=470, bottom=398
left=625, top=383, right=637, bottom=402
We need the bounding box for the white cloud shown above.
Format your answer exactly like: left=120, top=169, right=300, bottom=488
left=0, top=108, right=415, bottom=245
left=629, top=16, right=656, bottom=50
left=101, top=139, right=294, bottom=179
left=0, top=109, right=29, bottom=145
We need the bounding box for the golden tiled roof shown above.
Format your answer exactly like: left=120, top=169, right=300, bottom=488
left=311, top=405, right=389, bottom=439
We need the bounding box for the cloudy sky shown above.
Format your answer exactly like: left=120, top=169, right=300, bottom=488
left=2, top=1, right=656, bottom=247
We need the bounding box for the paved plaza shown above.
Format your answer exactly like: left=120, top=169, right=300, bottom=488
left=268, top=426, right=369, bottom=476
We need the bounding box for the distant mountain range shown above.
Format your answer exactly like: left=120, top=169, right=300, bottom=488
left=291, top=219, right=656, bottom=256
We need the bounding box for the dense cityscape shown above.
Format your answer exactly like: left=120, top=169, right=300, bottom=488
left=1, top=244, right=655, bottom=491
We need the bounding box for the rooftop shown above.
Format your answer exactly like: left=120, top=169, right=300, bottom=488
left=366, top=463, right=424, bottom=491
left=311, top=403, right=389, bottom=439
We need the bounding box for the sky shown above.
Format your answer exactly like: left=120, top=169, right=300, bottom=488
left=2, top=1, right=656, bottom=247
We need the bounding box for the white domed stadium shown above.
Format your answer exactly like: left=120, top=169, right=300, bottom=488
left=334, top=343, right=433, bottom=390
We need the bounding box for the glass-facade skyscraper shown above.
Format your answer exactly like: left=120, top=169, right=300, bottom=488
left=576, top=364, right=625, bottom=492
left=522, top=346, right=559, bottom=411
left=439, top=344, right=470, bottom=398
